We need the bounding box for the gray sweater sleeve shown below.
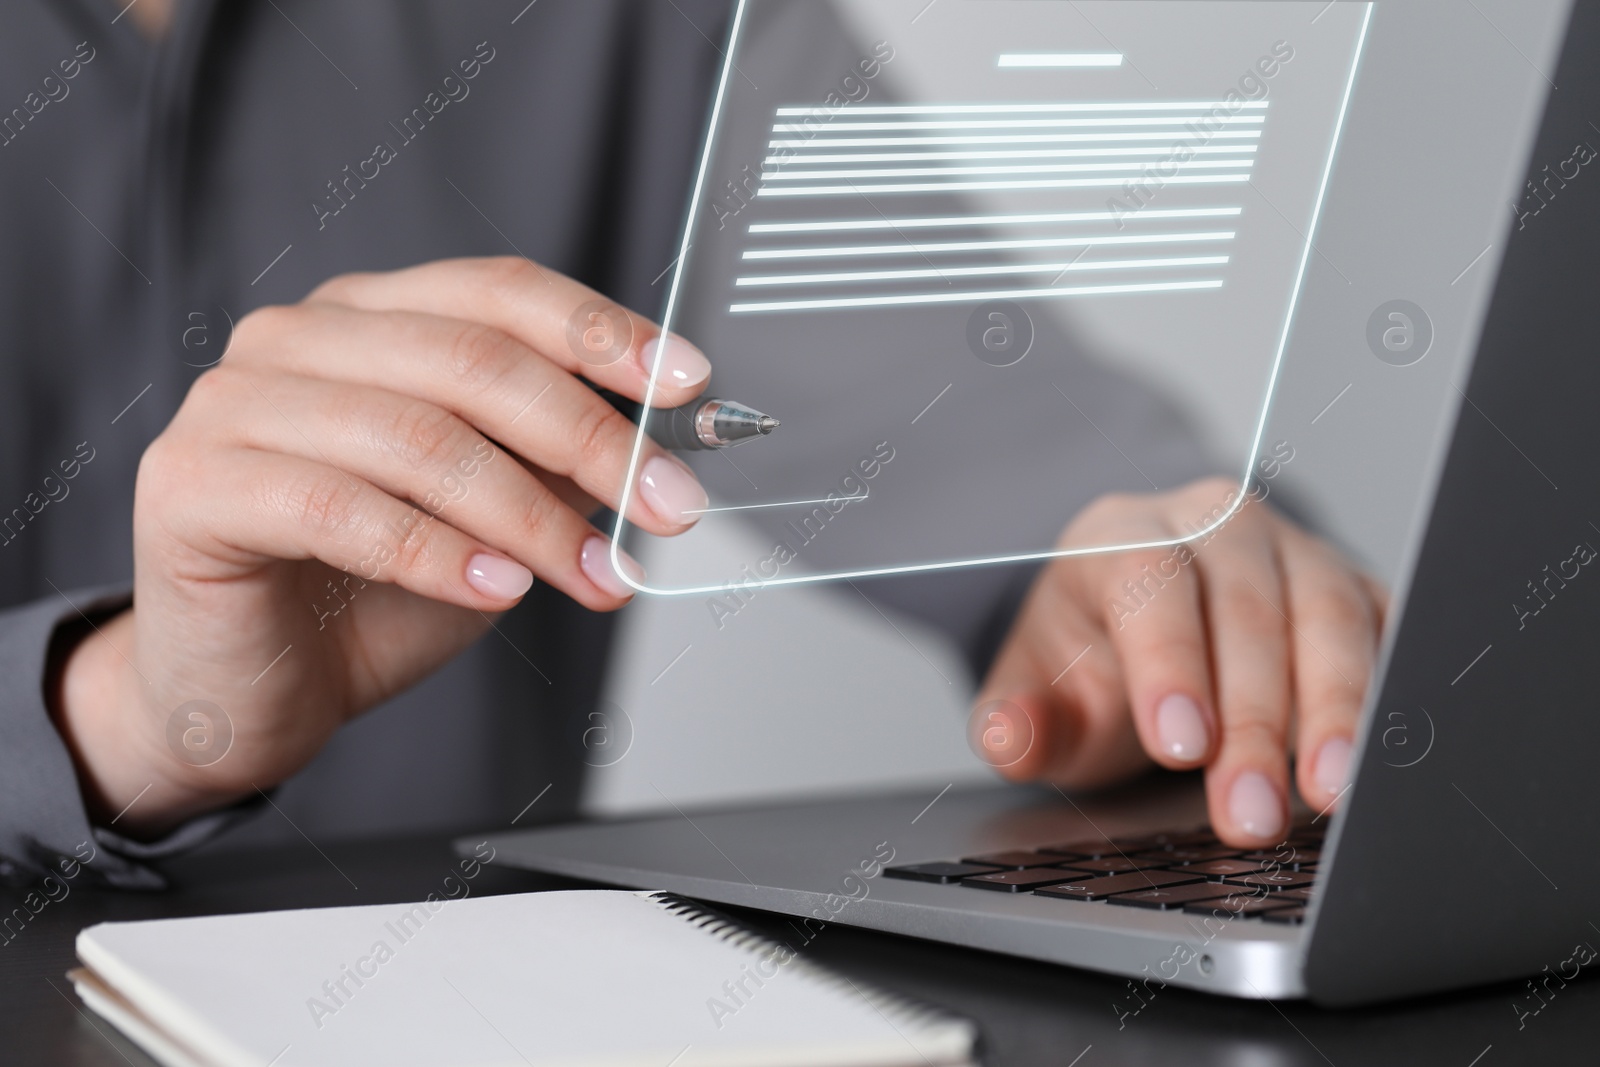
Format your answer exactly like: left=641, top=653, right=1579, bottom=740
left=0, top=589, right=256, bottom=891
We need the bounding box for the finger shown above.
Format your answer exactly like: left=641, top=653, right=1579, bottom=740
left=226, top=304, right=708, bottom=531
left=1279, top=527, right=1382, bottom=811
left=970, top=572, right=1145, bottom=790
left=532, top=470, right=602, bottom=517
left=171, top=448, right=535, bottom=612
left=1095, top=542, right=1218, bottom=771
left=499, top=451, right=602, bottom=515
left=1360, top=572, right=1392, bottom=631
left=969, top=622, right=1081, bottom=783
left=308, top=257, right=711, bottom=406
left=1197, top=514, right=1294, bottom=847
left=209, top=370, right=641, bottom=610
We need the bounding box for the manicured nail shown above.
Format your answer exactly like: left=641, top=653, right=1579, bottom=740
left=581, top=536, right=644, bottom=598
left=1154, top=693, right=1209, bottom=762
left=639, top=334, right=711, bottom=390
left=1228, top=771, right=1285, bottom=841
left=1313, top=737, right=1353, bottom=798
left=639, top=456, right=708, bottom=525
left=465, top=554, right=533, bottom=601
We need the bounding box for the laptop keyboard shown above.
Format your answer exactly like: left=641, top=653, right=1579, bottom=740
left=884, top=824, right=1322, bottom=926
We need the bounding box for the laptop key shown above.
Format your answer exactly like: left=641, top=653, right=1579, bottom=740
left=1277, top=887, right=1314, bottom=902
left=1183, top=893, right=1296, bottom=918
left=1034, top=869, right=1205, bottom=902
left=1141, top=845, right=1244, bottom=865
left=1039, top=828, right=1215, bottom=860
left=1066, top=856, right=1173, bottom=876
left=1237, top=849, right=1319, bottom=870
left=960, top=850, right=1063, bottom=869
left=1224, top=870, right=1317, bottom=891
left=1106, top=881, right=1237, bottom=910
left=884, top=862, right=1003, bottom=884
left=961, top=868, right=1084, bottom=892
left=1112, top=830, right=1216, bottom=851
left=1036, top=840, right=1117, bottom=859
left=1185, top=858, right=1264, bottom=879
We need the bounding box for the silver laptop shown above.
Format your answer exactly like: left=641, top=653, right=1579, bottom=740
left=463, top=0, right=1599, bottom=1005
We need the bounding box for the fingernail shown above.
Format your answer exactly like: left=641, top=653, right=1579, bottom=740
left=639, top=334, right=711, bottom=390
left=1228, top=771, right=1285, bottom=841
left=639, top=455, right=708, bottom=525
left=466, top=554, right=534, bottom=601
left=1154, top=693, right=1209, bottom=762
left=1313, top=737, right=1353, bottom=798
left=581, top=536, right=644, bottom=598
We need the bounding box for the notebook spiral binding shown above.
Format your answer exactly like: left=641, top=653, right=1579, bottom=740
left=645, top=892, right=972, bottom=1038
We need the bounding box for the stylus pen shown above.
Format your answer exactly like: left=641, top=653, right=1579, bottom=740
left=602, top=394, right=777, bottom=451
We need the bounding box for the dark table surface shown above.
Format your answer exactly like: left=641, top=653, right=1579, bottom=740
left=2, top=830, right=1594, bottom=1066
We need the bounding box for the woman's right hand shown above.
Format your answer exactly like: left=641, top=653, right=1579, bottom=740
left=54, top=257, right=711, bottom=837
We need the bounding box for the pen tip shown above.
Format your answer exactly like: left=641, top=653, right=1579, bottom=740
left=758, top=416, right=779, bottom=435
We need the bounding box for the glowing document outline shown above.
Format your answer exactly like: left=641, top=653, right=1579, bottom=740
left=613, top=1, right=1376, bottom=597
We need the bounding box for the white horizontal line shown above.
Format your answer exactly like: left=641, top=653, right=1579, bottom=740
left=775, top=102, right=1270, bottom=116
left=764, top=160, right=1255, bottom=181
left=735, top=256, right=1230, bottom=287
left=757, top=174, right=1252, bottom=197
left=744, top=231, right=1236, bottom=261
left=749, top=207, right=1242, bottom=234
left=685, top=494, right=868, bottom=515
left=770, top=132, right=1262, bottom=148
left=999, top=53, right=1123, bottom=68
left=773, top=116, right=1265, bottom=132
left=765, top=146, right=1259, bottom=165
left=730, top=279, right=1224, bottom=314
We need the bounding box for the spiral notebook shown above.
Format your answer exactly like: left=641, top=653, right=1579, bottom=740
left=71, top=890, right=976, bottom=1067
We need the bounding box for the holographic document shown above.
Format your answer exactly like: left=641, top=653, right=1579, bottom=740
left=616, top=1, right=1374, bottom=595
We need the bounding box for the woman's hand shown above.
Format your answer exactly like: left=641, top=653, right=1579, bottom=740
left=55, top=257, right=710, bottom=836
left=971, top=477, right=1387, bottom=847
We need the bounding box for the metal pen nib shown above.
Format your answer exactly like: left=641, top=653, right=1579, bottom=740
left=657, top=397, right=780, bottom=450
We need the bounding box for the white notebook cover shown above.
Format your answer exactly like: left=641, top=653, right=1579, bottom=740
left=73, top=890, right=976, bottom=1067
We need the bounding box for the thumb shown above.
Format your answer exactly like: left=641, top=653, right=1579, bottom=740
left=968, top=688, right=1070, bottom=781
left=972, top=638, right=1148, bottom=790
left=969, top=630, right=1082, bottom=781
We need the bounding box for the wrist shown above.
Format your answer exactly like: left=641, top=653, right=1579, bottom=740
left=52, top=610, right=237, bottom=838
